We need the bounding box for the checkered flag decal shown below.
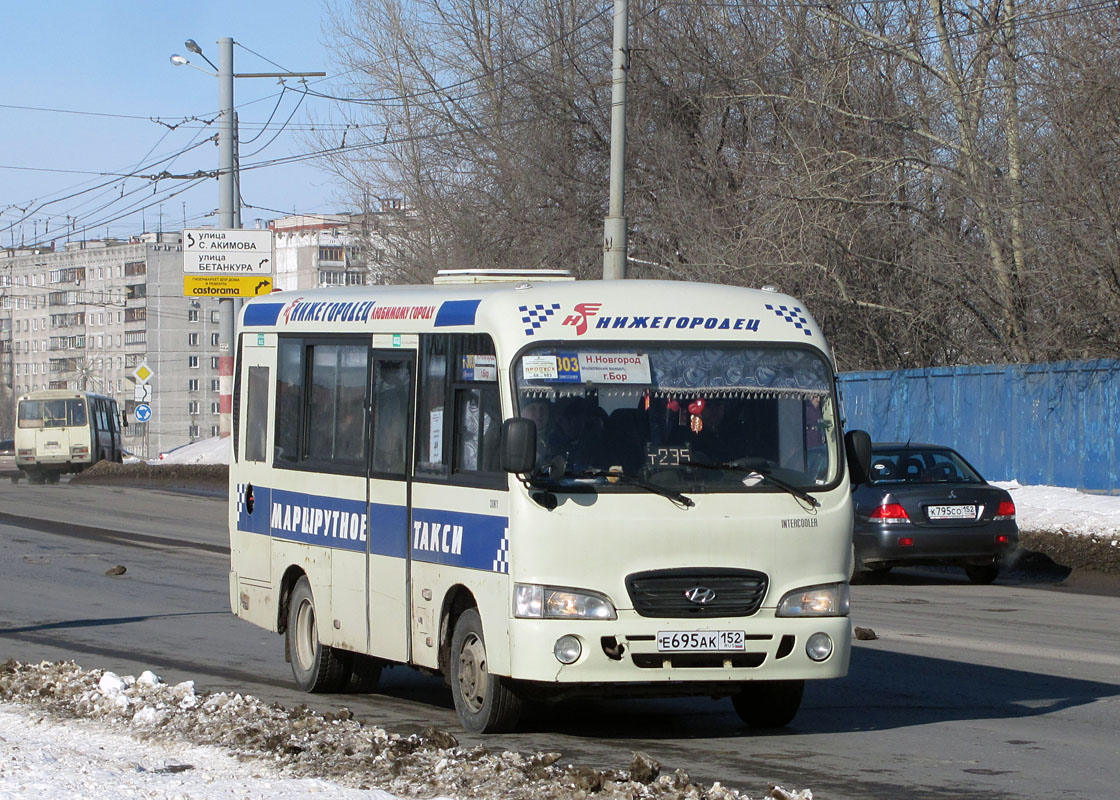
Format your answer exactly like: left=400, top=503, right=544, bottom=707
left=492, top=529, right=510, bottom=573
left=519, top=303, right=561, bottom=336
left=765, top=304, right=813, bottom=336
left=236, top=482, right=249, bottom=513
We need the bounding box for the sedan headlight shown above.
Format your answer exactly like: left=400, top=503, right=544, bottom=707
left=514, top=584, right=616, bottom=620
left=776, top=583, right=850, bottom=617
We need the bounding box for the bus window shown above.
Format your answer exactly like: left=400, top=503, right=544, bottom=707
left=275, top=338, right=302, bottom=465
left=307, top=344, right=367, bottom=467
left=371, top=358, right=411, bottom=476
left=18, top=398, right=87, bottom=429
left=416, top=337, right=450, bottom=477
left=273, top=337, right=369, bottom=473
left=454, top=386, right=501, bottom=473
left=246, top=366, right=270, bottom=463
left=416, top=333, right=499, bottom=482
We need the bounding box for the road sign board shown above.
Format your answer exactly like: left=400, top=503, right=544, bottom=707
left=132, top=362, right=154, bottom=384
left=183, top=228, right=273, bottom=276
left=184, top=275, right=274, bottom=298
left=134, top=384, right=151, bottom=403
left=134, top=403, right=152, bottom=423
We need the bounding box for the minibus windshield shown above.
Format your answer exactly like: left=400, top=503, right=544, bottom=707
left=514, top=344, right=840, bottom=493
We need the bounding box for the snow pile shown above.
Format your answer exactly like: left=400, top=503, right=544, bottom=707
left=995, top=481, right=1120, bottom=540
left=156, top=437, right=231, bottom=465
left=0, top=660, right=810, bottom=800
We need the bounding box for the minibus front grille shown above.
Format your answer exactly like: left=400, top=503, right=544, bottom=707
left=625, top=568, right=769, bottom=618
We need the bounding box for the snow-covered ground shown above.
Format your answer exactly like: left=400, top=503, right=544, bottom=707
left=0, top=662, right=808, bottom=800
left=9, top=438, right=1111, bottom=798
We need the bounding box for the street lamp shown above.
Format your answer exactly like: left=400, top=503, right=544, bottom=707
left=170, top=37, right=324, bottom=437
left=184, top=39, right=218, bottom=71
left=169, top=53, right=216, bottom=77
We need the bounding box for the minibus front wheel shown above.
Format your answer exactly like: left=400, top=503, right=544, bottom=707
left=450, top=608, right=522, bottom=733
left=287, top=576, right=348, bottom=693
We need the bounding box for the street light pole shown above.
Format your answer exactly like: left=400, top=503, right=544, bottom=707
left=602, top=0, right=629, bottom=280
left=216, top=37, right=237, bottom=439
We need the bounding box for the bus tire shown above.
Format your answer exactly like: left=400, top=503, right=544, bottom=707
left=286, top=576, right=348, bottom=693
left=449, top=608, right=522, bottom=733
left=732, top=680, right=804, bottom=729
left=45, top=473, right=60, bottom=484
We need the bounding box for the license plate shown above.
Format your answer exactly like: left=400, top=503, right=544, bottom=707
left=927, top=504, right=977, bottom=520
left=656, top=630, right=746, bottom=652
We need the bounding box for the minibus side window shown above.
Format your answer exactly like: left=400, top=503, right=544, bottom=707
left=454, top=385, right=501, bottom=473
left=246, top=367, right=269, bottom=463
left=275, top=338, right=303, bottom=465
left=307, top=344, right=368, bottom=467
left=371, top=359, right=411, bottom=476
left=416, top=337, right=450, bottom=478
left=415, top=333, right=502, bottom=485
left=274, top=336, right=369, bottom=475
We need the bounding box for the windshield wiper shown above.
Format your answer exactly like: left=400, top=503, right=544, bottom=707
left=682, top=460, right=820, bottom=508
left=529, top=461, right=694, bottom=508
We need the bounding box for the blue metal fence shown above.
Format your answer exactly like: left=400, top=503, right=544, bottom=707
left=837, top=360, right=1120, bottom=490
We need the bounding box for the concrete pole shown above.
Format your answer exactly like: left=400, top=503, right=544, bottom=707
left=217, top=37, right=237, bottom=438
left=602, top=0, right=629, bottom=280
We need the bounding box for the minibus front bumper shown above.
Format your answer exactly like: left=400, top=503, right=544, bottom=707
left=505, top=611, right=851, bottom=687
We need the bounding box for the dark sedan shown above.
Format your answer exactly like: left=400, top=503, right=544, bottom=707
left=851, top=443, right=1018, bottom=584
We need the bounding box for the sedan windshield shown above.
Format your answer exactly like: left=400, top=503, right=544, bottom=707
left=868, top=448, right=983, bottom=485
left=514, top=344, right=840, bottom=493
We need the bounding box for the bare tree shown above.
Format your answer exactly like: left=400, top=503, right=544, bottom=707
left=314, top=0, right=1120, bottom=370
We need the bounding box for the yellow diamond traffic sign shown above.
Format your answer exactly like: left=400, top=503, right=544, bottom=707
left=132, top=362, right=154, bottom=384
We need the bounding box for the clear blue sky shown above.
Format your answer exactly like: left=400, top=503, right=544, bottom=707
left=0, top=0, right=352, bottom=248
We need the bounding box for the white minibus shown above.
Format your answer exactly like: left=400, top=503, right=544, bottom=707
left=15, top=389, right=125, bottom=483
left=228, top=273, right=871, bottom=732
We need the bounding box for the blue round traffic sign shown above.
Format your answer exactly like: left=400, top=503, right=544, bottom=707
left=134, top=403, right=152, bottom=423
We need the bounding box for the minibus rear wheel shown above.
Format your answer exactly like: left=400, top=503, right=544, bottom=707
left=732, top=679, right=804, bottom=728
left=449, top=608, right=522, bottom=733
left=287, top=576, right=348, bottom=692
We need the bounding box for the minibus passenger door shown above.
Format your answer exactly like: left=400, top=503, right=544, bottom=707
left=365, top=351, right=415, bottom=664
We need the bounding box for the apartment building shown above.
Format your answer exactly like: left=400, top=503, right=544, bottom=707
left=0, top=205, right=414, bottom=455
left=269, top=201, right=408, bottom=291
left=0, top=232, right=221, bottom=458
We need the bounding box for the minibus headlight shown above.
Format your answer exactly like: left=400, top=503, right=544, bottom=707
left=775, top=583, right=850, bottom=617
left=514, top=584, right=616, bottom=620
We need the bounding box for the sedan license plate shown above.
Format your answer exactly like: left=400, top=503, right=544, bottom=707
left=927, top=504, right=977, bottom=520
left=656, top=630, right=746, bottom=652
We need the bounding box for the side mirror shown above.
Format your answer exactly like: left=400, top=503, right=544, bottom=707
left=120, top=409, right=129, bottom=427
left=844, top=429, right=872, bottom=485
left=501, top=417, right=537, bottom=474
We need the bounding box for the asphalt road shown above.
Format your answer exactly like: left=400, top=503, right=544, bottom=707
left=0, top=481, right=1117, bottom=799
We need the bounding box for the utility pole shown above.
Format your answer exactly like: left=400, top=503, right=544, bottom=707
left=602, top=0, right=629, bottom=280
left=204, top=37, right=324, bottom=438
left=216, top=37, right=238, bottom=439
